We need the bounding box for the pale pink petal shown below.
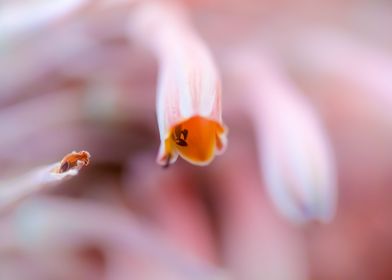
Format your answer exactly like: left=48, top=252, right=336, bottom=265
left=229, top=50, right=337, bottom=223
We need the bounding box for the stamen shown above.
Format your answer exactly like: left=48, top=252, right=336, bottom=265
left=58, top=151, right=91, bottom=173
left=173, top=125, right=189, bottom=147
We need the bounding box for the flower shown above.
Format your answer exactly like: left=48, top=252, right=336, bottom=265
left=128, top=1, right=227, bottom=167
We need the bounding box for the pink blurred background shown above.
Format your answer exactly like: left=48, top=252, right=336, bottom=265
left=1, top=0, right=392, bottom=279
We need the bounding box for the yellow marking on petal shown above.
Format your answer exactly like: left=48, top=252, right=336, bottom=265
left=161, top=136, right=176, bottom=168
left=165, top=116, right=226, bottom=165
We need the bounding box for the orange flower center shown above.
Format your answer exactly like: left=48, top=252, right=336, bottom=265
left=165, top=116, right=225, bottom=165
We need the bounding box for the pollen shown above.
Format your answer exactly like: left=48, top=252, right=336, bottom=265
left=58, top=151, right=91, bottom=173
